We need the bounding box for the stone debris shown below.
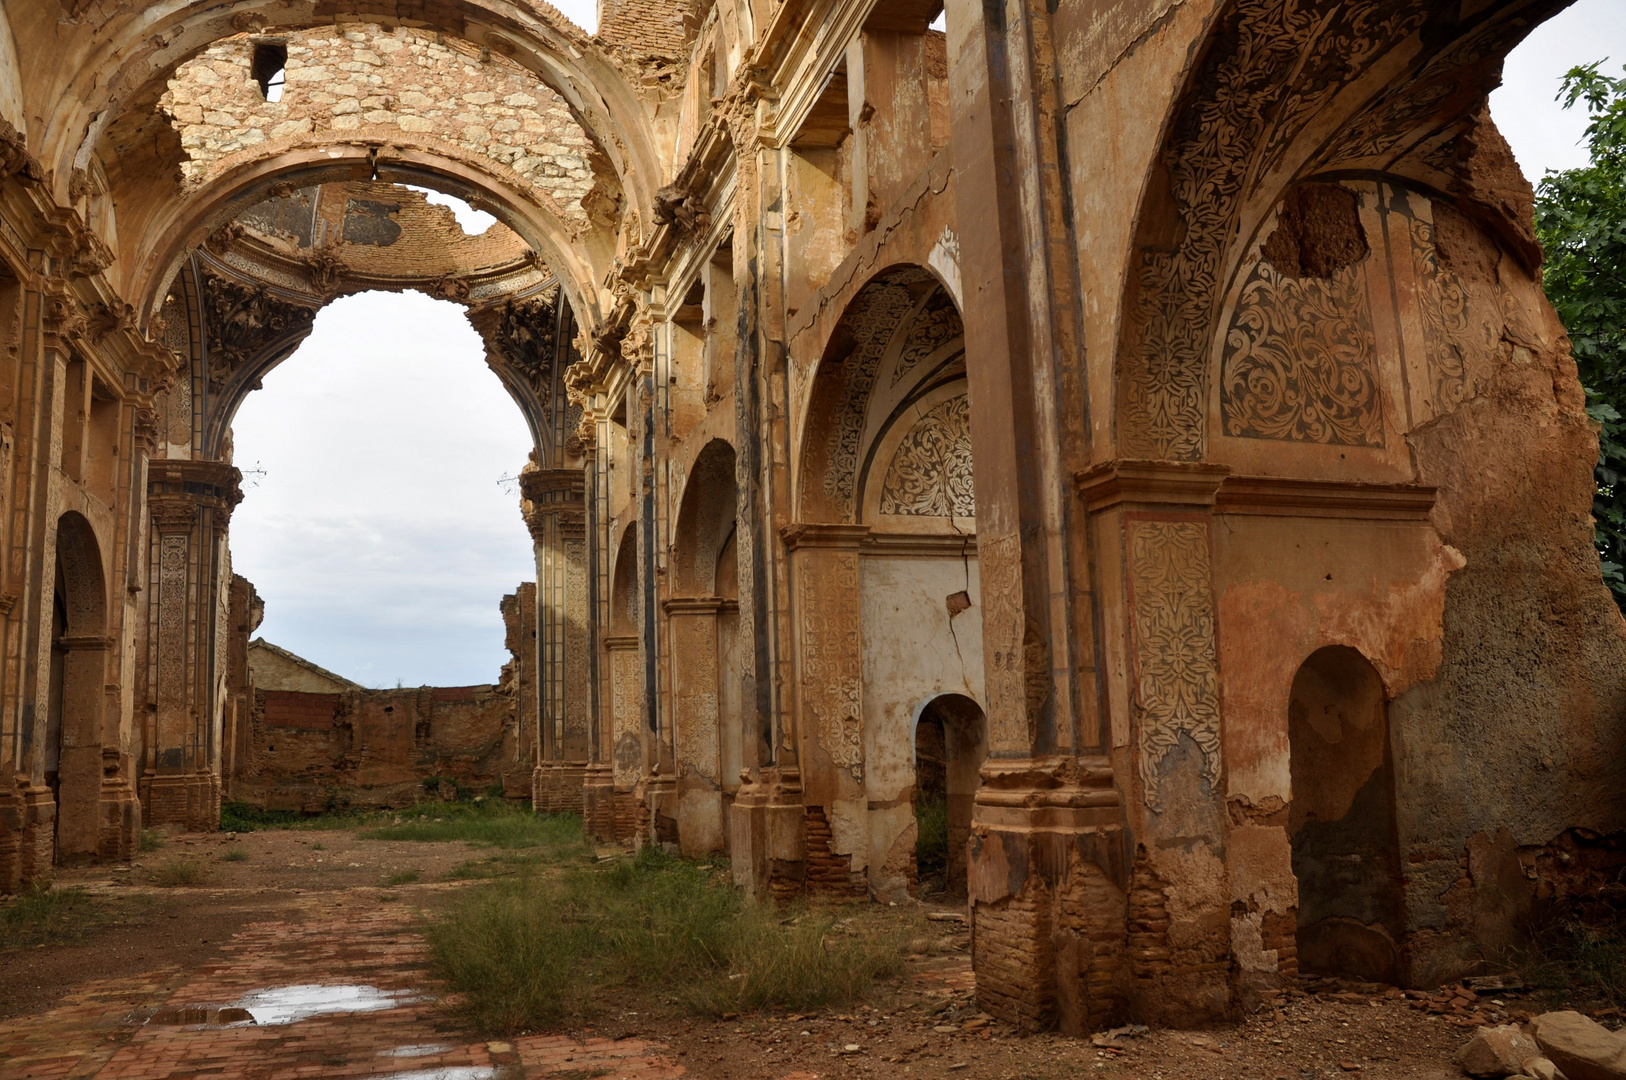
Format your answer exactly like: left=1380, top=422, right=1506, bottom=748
left=1531, top=1011, right=1626, bottom=1080
left=1456, top=1023, right=1541, bottom=1076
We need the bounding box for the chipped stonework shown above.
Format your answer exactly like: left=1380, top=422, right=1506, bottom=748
left=163, top=26, right=601, bottom=221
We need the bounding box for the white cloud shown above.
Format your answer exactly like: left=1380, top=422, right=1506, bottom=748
left=229, top=291, right=535, bottom=688
left=1492, top=0, right=1626, bottom=180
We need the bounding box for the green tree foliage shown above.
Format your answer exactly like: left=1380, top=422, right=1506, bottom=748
left=1535, top=61, right=1626, bottom=608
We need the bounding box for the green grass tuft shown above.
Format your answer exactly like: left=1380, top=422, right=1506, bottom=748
left=363, top=804, right=590, bottom=851
left=383, top=869, right=421, bottom=886
left=220, top=800, right=304, bottom=832
left=139, top=828, right=163, bottom=852
left=427, top=842, right=913, bottom=1034
left=219, top=848, right=250, bottom=863
left=150, top=856, right=211, bottom=887
left=0, top=884, right=104, bottom=950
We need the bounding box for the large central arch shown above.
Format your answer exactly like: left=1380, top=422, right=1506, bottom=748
left=22, top=1, right=662, bottom=234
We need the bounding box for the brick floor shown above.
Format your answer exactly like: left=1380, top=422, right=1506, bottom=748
left=0, top=900, right=684, bottom=1080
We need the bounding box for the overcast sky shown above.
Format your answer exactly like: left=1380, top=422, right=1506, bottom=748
left=229, top=0, right=1626, bottom=688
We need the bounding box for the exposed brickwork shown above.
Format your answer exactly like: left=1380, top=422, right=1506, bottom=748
left=234, top=683, right=523, bottom=812
left=803, top=804, right=866, bottom=896
left=0, top=898, right=685, bottom=1079
left=972, top=880, right=1054, bottom=1030
left=163, top=25, right=601, bottom=219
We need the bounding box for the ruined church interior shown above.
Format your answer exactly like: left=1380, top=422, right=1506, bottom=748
left=2, top=0, right=1625, bottom=1057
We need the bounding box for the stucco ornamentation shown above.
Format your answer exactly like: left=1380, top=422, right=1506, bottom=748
left=1128, top=519, right=1221, bottom=811
left=880, top=394, right=976, bottom=517
left=201, top=272, right=316, bottom=392
left=1410, top=216, right=1470, bottom=413
left=1220, top=261, right=1383, bottom=445
left=799, top=553, right=864, bottom=780
left=888, top=289, right=962, bottom=389
left=821, top=268, right=936, bottom=513
left=1122, top=0, right=1428, bottom=461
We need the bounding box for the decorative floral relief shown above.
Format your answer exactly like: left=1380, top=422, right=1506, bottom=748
left=1127, top=520, right=1222, bottom=811
left=821, top=266, right=937, bottom=515
left=1220, top=259, right=1384, bottom=446
left=1123, top=0, right=1429, bottom=461
left=1409, top=216, right=1469, bottom=414
left=798, top=553, right=864, bottom=780
left=888, top=290, right=962, bottom=389
left=879, top=395, right=976, bottom=517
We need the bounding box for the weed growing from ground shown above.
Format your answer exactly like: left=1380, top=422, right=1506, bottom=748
left=427, top=836, right=914, bottom=1034
left=139, top=828, right=163, bottom=852
left=1513, top=908, right=1626, bottom=1009
left=362, top=803, right=591, bottom=850
left=383, top=870, right=421, bottom=886
left=219, top=848, right=250, bottom=863
left=151, top=856, right=211, bottom=887
left=0, top=884, right=104, bottom=949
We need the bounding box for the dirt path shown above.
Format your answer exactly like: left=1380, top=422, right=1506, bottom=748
left=0, top=826, right=1534, bottom=1080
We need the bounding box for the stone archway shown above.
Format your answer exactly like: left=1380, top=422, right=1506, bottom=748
left=911, top=692, right=986, bottom=899
left=788, top=261, right=982, bottom=900
left=1289, top=645, right=1405, bottom=984
left=51, top=512, right=118, bottom=866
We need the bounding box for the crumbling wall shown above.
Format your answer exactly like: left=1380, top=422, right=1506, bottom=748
left=235, top=684, right=524, bottom=812
left=163, top=25, right=601, bottom=220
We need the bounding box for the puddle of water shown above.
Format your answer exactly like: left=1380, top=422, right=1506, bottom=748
left=380, top=1044, right=454, bottom=1058
left=147, top=1005, right=256, bottom=1027
left=374, top=1069, right=495, bottom=1080
left=232, top=984, right=425, bottom=1026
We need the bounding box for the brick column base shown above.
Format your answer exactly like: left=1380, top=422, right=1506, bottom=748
left=968, top=757, right=1128, bottom=1035
left=140, top=771, right=220, bottom=832
left=728, top=770, right=807, bottom=900
left=0, top=782, right=56, bottom=892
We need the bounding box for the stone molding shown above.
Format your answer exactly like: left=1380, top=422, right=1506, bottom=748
left=1214, top=476, right=1437, bottom=521
left=1074, top=459, right=1232, bottom=512
left=148, top=459, right=244, bottom=531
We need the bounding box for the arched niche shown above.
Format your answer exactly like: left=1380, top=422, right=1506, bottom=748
left=50, top=512, right=110, bottom=866
left=667, top=438, right=741, bottom=854
left=797, top=263, right=968, bottom=525
left=1288, top=645, right=1405, bottom=984
left=911, top=692, right=987, bottom=898
left=607, top=524, right=642, bottom=794
left=1113, top=0, right=1561, bottom=465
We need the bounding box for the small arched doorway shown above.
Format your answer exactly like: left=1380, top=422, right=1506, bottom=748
left=51, top=512, right=110, bottom=865
left=913, top=693, right=986, bottom=898
left=1289, top=646, right=1405, bottom=983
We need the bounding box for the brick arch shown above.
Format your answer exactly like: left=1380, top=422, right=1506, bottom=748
left=796, top=263, right=966, bottom=525
left=1114, top=0, right=1565, bottom=464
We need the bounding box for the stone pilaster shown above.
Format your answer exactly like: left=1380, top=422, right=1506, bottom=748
left=522, top=465, right=589, bottom=816
left=140, top=458, right=240, bottom=832
left=947, top=0, right=1128, bottom=1033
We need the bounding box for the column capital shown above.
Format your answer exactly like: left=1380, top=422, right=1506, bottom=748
left=148, top=458, right=243, bottom=531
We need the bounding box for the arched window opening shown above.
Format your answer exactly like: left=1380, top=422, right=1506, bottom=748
left=1289, top=646, right=1406, bottom=984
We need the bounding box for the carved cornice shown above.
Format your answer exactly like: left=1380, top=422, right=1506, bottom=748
left=780, top=522, right=870, bottom=551
left=201, top=271, right=317, bottom=393
left=1214, top=476, right=1437, bottom=521
left=1074, top=460, right=1233, bottom=513
left=148, top=459, right=244, bottom=531
left=519, top=466, right=586, bottom=505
